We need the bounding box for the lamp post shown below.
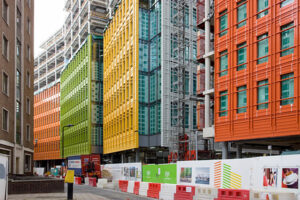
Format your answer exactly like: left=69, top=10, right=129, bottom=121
left=62, top=124, right=74, bottom=200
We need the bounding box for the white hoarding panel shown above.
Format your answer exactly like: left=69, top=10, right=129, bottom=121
left=0, top=155, right=8, bottom=200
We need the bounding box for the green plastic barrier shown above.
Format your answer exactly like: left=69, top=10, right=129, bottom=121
left=142, top=164, right=177, bottom=184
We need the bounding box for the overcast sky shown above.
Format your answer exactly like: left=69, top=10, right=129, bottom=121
left=34, top=0, right=67, bottom=57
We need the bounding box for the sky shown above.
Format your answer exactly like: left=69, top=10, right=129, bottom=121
left=34, top=0, right=67, bottom=57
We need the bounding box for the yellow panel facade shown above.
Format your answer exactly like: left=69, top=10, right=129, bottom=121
left=103, top=0, right=139, bottom=154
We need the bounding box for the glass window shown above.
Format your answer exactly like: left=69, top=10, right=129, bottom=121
left=24, top=154, right=31, bottom=172
left=257, top=80, right=269, bottom=110
left=2, top=108, right=8, bottom=131
left=281, top=22, right=294, bottom=57
left=171, top=102, right=178, bottom=126
left=171, top=34, right=177, bottom=58
left=185, top=72, right=189, bottom=95
left=2, top=72, right=8, bottom=95
left=185, top=104, right=189, bottom=128
left=193, top=8, right=197, bottom=32
left=237, top=0, right=247, bottom=28
left=27, top=18, right=31, bottom=34
left=219, top=10, right=228, bottom=36
left=2, top=0, right=8, bottom=24
left=26, top=98, right=30, bottom=114
left=185, top=6, right=189, bottom=28
left=193, top=41, right=197, bottom=61
left=237, top=42, right=247, bottom=71
left=220, top=50, right=228, bottom=77
left=26, top=125, right=30, bottom=141
left=2, top=34, right=8, bottom=59
left=257, top=33, right=269, bottom=64
left=281, top=73, right=294, bottom=105
left=26, top=71, right=30, bottom=87
left=281, top=0, right=294, bottom=7
left=237, top=85, right=247, bottom=113
left=193, top=73, right=197, bottom=95
left=257, top=0, right=268, bottom=18
left=219, top=91, right=228, bottom=117
left=170, top=0, right=177, bottom=24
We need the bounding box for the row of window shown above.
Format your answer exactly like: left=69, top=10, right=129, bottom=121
left=219, top=73, right=294, bottom=116
left=2, top=71, right=30, bottom=96
left=219, top=21, right=294, bottom=76
left=219, top=0, right=294, bottom=36
left=2, top=108, right=31, bottom=141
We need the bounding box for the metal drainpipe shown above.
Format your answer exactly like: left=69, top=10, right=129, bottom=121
left=204, top=0, right=211, bottom=130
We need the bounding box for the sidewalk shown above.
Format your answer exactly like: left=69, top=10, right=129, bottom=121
left=8, top=193, right=108, bottom=200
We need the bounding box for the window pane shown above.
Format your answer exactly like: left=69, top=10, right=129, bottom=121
left=219, top=10, right=228, bottom=36
left=237, top=86, right=247, bottom=113
left=281, top=73, right=294, bottom=105
left=281, top=0, right=294, bottom=7
left=237, top=42, right=247, bottom=71
left=257, top=80, right=269, bottom=110
left=237, top=2, right=247, bottom=28
left=2, top=109, right=8, bottom=131
left=257, top=34, right=269, bottom=64
left=281, top=23, right=294, bottom=57
left=257, top=0, right=268, bottom=18
left=219, top=91, right=228, bottom=116
left=220, top=50, right=228, bottom=77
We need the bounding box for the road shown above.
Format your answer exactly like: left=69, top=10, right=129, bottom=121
left=73, top=184, right=154, bottom=200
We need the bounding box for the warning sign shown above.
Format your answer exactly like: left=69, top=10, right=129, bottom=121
left=65, top=170, right=74, bottom=183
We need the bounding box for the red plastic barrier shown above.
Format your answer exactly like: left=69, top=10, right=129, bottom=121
left=174, top=185, right=195, bottom=200
left=218, top=189, right=250, bottom=200
left=134, top=181, right=140, bottom=195
left=89, top=177, right=97, bottom=187
left=75, top=177, right=82, bottom=185
left=147, top=183, right=161, bottom=199
left=119, top=180, right=129, bottom=192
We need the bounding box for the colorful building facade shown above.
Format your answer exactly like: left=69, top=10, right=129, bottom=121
left=214, top=0, right=300, bottom=142
left=60, top=35, right=103, bottom=158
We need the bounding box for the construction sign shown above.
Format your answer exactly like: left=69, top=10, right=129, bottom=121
left=65, top=170, right=74, bottom=183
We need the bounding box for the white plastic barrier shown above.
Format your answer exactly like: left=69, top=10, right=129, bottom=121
left=0, top=156, right=8, bottom=200
left=159, top=183, right=176, bottom=200
left=250, top=189, right=297, bottom=200
left=193, top=186, right=218, bottom=200
left=139, top=182, right=149, bottom=197
left=97, top=179, right=108, bottom=189
left=84, top=177, right=89, bottom=185
left=127, top=181, right=135, bottom=194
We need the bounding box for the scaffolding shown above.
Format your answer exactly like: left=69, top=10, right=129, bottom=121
left=169, top=0, right=198, bottom=161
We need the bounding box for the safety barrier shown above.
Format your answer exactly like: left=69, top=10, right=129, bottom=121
left=139, top=182, right=149, bottom=197
left=97, top=179, right=108, bottom=188
left=217, top=189, right=249, bottom=200
left=75, top=177, right=82, bottom=185
left=119, top=180, right=129, bottom=192
left=88, top=177, right=97, bottom=187
left=159, top=183, right=177, bottom=200
left=193, top=186, right=218, bottom=200
left=133, top=181, right=140, bottom=195
left=147, top=183, right=161, bottom=199
left=84, top=177, right=89, bottom=185
left=250, top=189, right=297, bottom=200
left=174, top=185, right=196, bottom=200
left=127, top=181, right=135, bottom=194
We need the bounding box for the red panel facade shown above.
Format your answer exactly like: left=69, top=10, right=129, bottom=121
left=214, top=0, right=300, bottom=141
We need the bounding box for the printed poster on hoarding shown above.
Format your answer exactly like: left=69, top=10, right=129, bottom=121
left=0, top=156, right=8, bottom=200
left=263, top=168, right=278, bottom=188
left=195, top=167, right=210, bottom=185
left=180, top=167, right=192, bottom=183
left=282, top=168, right=299, bottom=189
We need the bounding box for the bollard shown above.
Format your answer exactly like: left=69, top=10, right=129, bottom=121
left=67, top=183, right=73, bottom=200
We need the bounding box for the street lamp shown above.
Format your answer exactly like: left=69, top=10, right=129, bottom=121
left=62, top=124, right=74, bottom=166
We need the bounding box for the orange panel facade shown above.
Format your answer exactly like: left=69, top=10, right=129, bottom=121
left=34, top=83, right=61, bottom=160
left=214, top=0, right=300, bottom=142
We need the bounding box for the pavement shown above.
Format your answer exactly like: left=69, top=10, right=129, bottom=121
left=8, top=184, right=154, bottom=200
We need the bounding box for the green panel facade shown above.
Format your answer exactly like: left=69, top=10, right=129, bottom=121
left=60, top=35, right=103, bottom=158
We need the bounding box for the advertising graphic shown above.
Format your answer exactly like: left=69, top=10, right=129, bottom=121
left=282, top=168, right=298, bottom=189
left=195, top=167, right=210, bottom=185
left=263, top=168, right=278, bottom=188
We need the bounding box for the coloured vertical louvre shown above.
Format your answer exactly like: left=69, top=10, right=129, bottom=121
left=60, top=35, right=103, bottom=157
left=34, top=83, right=61, bottom=161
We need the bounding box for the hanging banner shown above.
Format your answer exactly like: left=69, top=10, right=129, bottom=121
left=0, top=155, right=8, bottom=200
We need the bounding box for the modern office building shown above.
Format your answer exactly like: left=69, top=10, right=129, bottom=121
left=60, top=35, right=103, bottom=158
left=104, top=0, right=200, bottom=163
left=0, top=0, right=34, bottom=174
left=214, top=0, right=300, bottom=155
left=34, top=0, right=107, bottom=168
